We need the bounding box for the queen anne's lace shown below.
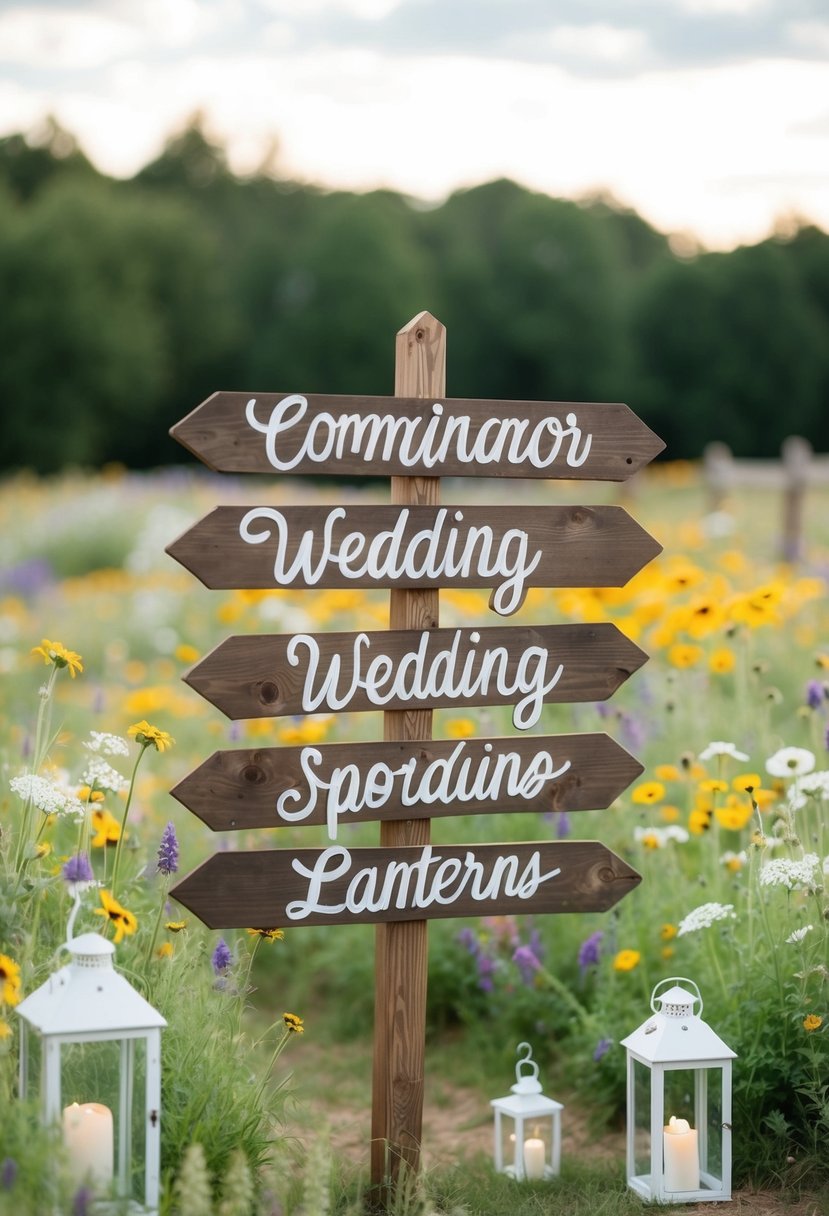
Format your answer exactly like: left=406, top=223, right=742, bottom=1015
left=677, top=902, right=736, bottom=936
left=82, top=756, right=128, bottom=793
left=9, top=774, right=84, bottom=819
left=84, top=731, right=130, bottom=757
left=759, top=854, right=820, bottom=890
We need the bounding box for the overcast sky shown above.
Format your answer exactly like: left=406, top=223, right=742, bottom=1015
left=1, top=0, right=828, bottom=248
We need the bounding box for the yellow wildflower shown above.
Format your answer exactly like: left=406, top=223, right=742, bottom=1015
left=247, top=928, right=284, bottom=942
left=128, top=721, right=175, bottom=752
left=660, top=924, right=677, bottom=941
left=613, top=949, right=641, bottom=972
left=0, top=1019, right=11, bottom=1040
left=686, top=597, right=725, bottom=639
left=709, top=648, right=736, bottom=674
left=283, top=1012, right=304, bottom=1034
left=699, top=778, right=728, bottom=794
left=78, top=786, right=105, bottom=803
left=32, top=639, right=83, bottom=677
left=732, top=774, right=762, bottom=794
left=445, top=718, right=477, bottom=739
left=0, top=954, right=22, bottom=1006
left=91, top=808, right=121, bottom=847
left=660, top=805, right=681, bottom=823
left=715, top=798, right=753, bottom=831
left=278, top=717, right=332, bottom=746
left=668, top=643, right=703, bottom=669
left=165, top=920, right=188, bottom=933
left=803, top=1014, right=822, bottom=1032
left=639, top=831, right=662, bottom=850
left=174, top=643, right=200, bottom=664
left=94, top=891, right=138, bottom=944
left=654, top=764, right=681, bottom=782
left=156, top=942, right=174, bottom=959
left=661, top=946, right=675, bottom=962
left=689, top=809, right=712, bottom=835
left=631, top=781, right=665, bottom=805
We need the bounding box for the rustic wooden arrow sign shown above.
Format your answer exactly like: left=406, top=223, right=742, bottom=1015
left=170, top=392, right=664, bottom=480
left=166, top=504, right=662, bottom=615
left=171, top=733, right=644, bottom=836
left=183, top=623, right=648, bottom=726
left=170, top=840, right=641, bottom=928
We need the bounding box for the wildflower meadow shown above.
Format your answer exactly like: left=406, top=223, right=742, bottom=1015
left=1, top=463, right=828, bottom=1213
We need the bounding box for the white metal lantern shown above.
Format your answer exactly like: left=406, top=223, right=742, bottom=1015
left=16, top=931, right=167, bottom=1214
left=620, top=977, right=736, bottom=1204
left=490, top=1042, right=563, bottom=1181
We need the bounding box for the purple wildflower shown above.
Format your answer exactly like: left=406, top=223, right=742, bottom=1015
left=555, top=811, right=571, bottom=839
left=619, top=712, right=647, bottom=751
left=806, top=680, right=825, bottom=710
left=62, top=854, right=94, bottom=885
left=457, top=927, right=479, bottom=956
left=157, top=822, right=179, bottom=876
left=513, top=944, right=542, bottom=986
left=476, top=953, right=496, bottom=992
left=1, top=1159, right=17, bottom=1190
left=72, top=1186, right=93, bottom=1216
left=577, top=930, right=604, bottom=979
left=212, top=938, right=232, bottom=974
left=593, top=1037, right=613, bottom=1062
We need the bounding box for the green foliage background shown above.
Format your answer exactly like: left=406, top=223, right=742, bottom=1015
left=2, top=116, right=829, bottom=474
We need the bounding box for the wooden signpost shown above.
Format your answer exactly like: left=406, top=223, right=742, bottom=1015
left=167, top=311, right=664, bottom=1190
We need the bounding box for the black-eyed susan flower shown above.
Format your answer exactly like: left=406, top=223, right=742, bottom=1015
left=128, top=721, right=175, bottom=752
left=0, top=954, right=22, bottom=1006
left=668, top=643, right=703, bottom=669
left=32, top=639, right=83, bottom=677
left=283, top=1012, right=304, bottom=1033
left=91, top=808, right=121, bottom=847
left=165, top=920, right=188, bottom=933
left=94, top=890, right=137, bottom=943
left=247, top=928, right=284, bottom=942
left=631, top=781, right=665, bottom=805
left=709, top=647, right=736, bottom=674
left=660, top=924, right=677, bottom=941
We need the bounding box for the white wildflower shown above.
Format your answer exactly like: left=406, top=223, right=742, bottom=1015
left=765, top=747, right=816, bottom=779
left=83, top=731, right=130, bottom=757
left=634, top=825, right=690, bottom=848
left=720, top=850, right=747, bottom=870
left=677, top=902, right=736, bottom=936
left=788, top=770, right=829, bottom=811
left=9, top=774, right=84, bottom=820
left=758, top=853, right=820, bottom=890
left=785, top=925, right=813, bottom=944
left=664, top=826, right=690, bottom=844
left=82, top=756, right=128, bottom=794
left=699, top=741, right=749, bottom=762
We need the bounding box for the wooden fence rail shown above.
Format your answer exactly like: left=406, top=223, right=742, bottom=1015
left=703, top=437, right=829, bottom=561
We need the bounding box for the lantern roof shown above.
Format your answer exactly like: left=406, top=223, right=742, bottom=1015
left=15, top=933, right=166, bottom=1036
left=620, top=978, right=735, bottom=1064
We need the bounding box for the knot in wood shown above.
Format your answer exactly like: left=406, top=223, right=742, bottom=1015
left=598, top=866, right=616, bottom=884
left=242, top=764, right=266, bottom=785
left=259, top=680, right=280, bottom=705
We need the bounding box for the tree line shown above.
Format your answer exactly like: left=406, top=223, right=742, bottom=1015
left=1, top=117, right=827, bottom=473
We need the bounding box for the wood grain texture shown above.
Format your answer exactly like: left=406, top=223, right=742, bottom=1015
left=374, top=310, right=442, bottom=1185
left=169, top=392, right=664, bottom=480
left=165, top=504, right=662, bottom=604
left=169, top=841, right=642, bottom=928
left=182, top=623, right=649, bottom=720
left=170, top=733, right=645, bottom=832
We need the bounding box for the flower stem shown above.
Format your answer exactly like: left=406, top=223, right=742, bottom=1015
left=110, top=745, right=148, bottom=899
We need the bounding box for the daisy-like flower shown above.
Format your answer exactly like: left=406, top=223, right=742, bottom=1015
left=613, top=949, right=641, bottom=972
left=91, top=808, right=121, bottom=847
left=802, top=1014, right=822, bottom=1032
left=677, top=902, right=736, bottom=936
left=128, top=721, right=175, bottom=752
left=759, top=854, right=820, bottom=890
left=9, top=774, right=84, bottom=820
left=699, top=741, right=749, bottom=762
left=765, top=747, right=816, bottom=779
left=660, top=923, right=677, bottom=941
left=631, top=781, right=665, bottom=805
left=732, top=773, right=763, bottom=794
left=94, top=891, right=137, bottom=943
left=786, top=925, right=813, bottom=944
left=0, top=954, right=22, bottom=1006
left=83, top=732, right=130, bottom=758
left=788, top=771, right=829, bottom=811
left=445, top=718, right=476, bottom=739
left=156, top=942, right=174, bottom=959
left=720, top=850, right=747, bottom=873
left=32, top=639, right=83, bottom=677
left=283, top=1012, right=304, bottom=1033
left=247, top=928, right=284, bottom=942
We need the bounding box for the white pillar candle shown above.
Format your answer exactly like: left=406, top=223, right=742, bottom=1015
left=62, top=1102, right=114, bottom=1190
left=523, top=1136, right=546, bottom=1180
left=663, top=1115, right=699, bottom=1192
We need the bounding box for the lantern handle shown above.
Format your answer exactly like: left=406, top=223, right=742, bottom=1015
left=513, top=1041, right=542, bottom=1093
left=650, top=977, right=703, bottom=1016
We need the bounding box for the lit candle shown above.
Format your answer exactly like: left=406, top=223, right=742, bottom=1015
left=663, top=1115, right=699, bottom=1192
left=62, top=1102, right=114, bottom=1190
left=523, top=1132, right=546, bottom=1180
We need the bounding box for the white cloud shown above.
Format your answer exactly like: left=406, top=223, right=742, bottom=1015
left=0, top=6, right=141, bottom=69
left=545, top=23, right=649, bottom=65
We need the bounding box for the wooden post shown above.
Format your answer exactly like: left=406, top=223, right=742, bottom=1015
left=780, top=435, right=811, bottom=563
left=371, top=311, right=445, bottom=1189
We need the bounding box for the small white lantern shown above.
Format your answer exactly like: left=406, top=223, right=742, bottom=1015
left=16, top=932, right=167, bottom=1214
left=620, top=977, right=736, bottom=1204
left=491, top=1042, right=563, bottom=1181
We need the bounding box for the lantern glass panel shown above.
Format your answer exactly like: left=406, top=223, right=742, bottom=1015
left=663, top=1068, right=696, bottom=1127
left=60, top=1039, right=148, bottom=1205
left=632, top=1058, right=651, bottom=1179
left=701, top=1068, right=723, bottom=1185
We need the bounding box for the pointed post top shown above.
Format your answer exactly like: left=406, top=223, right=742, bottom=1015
left=395, top=311, right=446, bottom=398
